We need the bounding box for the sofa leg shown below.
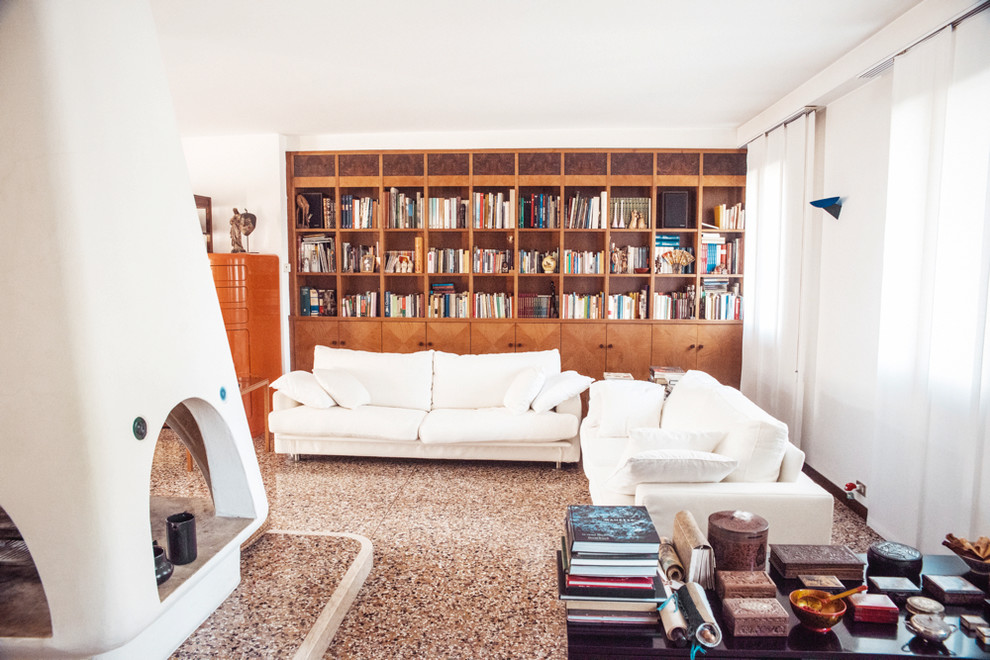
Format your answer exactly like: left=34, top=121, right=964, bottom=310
left=290, top=453, right=300, bottom=462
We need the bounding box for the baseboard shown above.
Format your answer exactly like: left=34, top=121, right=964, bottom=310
left=802, top=464, right=868, bottom=520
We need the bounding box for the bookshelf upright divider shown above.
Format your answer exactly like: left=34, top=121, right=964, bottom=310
left=287, top=149, right=746, bottom=385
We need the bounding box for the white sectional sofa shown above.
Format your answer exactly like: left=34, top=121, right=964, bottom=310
left=580, top=371, right=834, bottom=544
left=269, top=347, right=592, bottom=467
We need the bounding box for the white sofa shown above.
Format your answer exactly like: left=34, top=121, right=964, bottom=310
left=269, top=347, right=591, bottom=467
left=580, top=371, right=833, bottom=544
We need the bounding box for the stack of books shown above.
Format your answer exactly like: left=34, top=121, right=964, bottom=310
left=558, top=505, right=663, bottom=626
left=650, top=366, right=685, bottom=394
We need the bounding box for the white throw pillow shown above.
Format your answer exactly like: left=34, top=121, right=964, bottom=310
left=270, top=371, right=336, bottom=409
left=597, top=380, right=666, bottom=437
left=313, top=368, right=371, bottom=409
left=503, top=367, right=547, bottom=414
left=605, top=449, right=738, bottom=495
left=628, top=427, right=726, bottom=453
left=531, top=370, right=594, bottom=413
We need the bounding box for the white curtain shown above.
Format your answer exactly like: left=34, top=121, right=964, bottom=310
left=742, top=113, right=817, bottom=447
left=871, top=15, right=990, bottom=551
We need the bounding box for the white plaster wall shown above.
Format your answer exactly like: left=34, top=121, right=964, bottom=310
left=181, top=134, right=291, bottom=372
left=800, top=75, right=893, bottom=501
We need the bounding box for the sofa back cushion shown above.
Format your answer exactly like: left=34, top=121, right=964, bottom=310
left=661, top=370, right=788, bottom=482
left=313, top=346, right=434, bottom=411
left=432, top=349, right=561, bottom=409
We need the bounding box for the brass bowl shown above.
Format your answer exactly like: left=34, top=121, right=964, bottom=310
left=789, top=589, right=846, bottom=633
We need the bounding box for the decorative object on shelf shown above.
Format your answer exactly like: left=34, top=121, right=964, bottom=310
left=541, top=253, right=557, bottom=274
left=165, top=512, right=197, bottom=566
left=707, top=510, right=769, bottom=572
left=153, top=540, right=173, bottom=586
left=229, top=208, right=257, bottom=253
left=659, top=248, right=695, bottom=274
left=361, top=252, right=376, bottom=273
left=629, top=210, right=647, bottom=229
left=810, top=196, right=843, bottom=219
left=867, top=540, right=923, bottom=580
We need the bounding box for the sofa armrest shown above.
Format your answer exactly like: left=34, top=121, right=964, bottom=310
left=778, top=443, right=805, bottom=482
left=634, top=474, right=833, bottom=545
left=272, top=390, right=302, bottom=411
left=554, top=394, right=581, bottom=420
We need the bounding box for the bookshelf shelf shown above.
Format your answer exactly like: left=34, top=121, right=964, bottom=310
left=287, top=148, right=746, bottom=385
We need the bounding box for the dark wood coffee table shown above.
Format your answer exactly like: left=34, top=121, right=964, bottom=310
left=567, top=554, right=990, bottom=658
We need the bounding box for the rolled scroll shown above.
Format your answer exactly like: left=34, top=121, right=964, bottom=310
left=658, top=536, right=685, bottom=582
left=676, top=582, right=723, bottom=648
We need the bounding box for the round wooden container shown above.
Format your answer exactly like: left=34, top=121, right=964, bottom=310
left=867, top=541, right=923, bottom=580
left=708, top=510, right=770, bottom=572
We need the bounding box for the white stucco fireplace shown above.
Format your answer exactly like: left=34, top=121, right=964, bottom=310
left=0, top=1, right=269, bottom=657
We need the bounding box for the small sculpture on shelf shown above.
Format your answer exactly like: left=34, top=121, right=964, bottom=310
left=629, top=210, right=648, bottom=229
left=230, top=208, right=257, bottom=253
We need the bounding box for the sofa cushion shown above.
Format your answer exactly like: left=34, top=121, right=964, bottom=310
left=270, top=371, right=336, bottom=409
left=531, top=370, right=594, bottom=413
left=432, top=349, right=561, bottom=409
left=579, top=421, right=632, bottom=487
left=268, top=404, right=426, bottom=441
left=591, top=380, right=666, bottom=437
left=419, top=407, right=577, bottom=443
left=503, top=367, right=547, bottom=414
left=605, top=450, right=738, bottom=495
left=661, top=370, right=788, bottom=482
left=313, top=368, right=371, bottom=409
left=628, top=427, right=725, bottom=453
left=313, top=346, right=433, bottom=411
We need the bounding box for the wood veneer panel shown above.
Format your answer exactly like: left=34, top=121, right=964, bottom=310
left=471, top=322, right=515, bottom=354
left=427, top=322, right=471, bottom=353
left=381, top=321, right=427, bottom=353
left=338, top=320, right=382, bottom=351
left=564, top=152, right=607, bottom=175
left=697, top=324, right=743, bottom=387
left=338, top=154, right=380, bottom=177
left=515, top=323, right=560, bottom=352
left=472, top=152, right=515, bottom=176
left=657, top=152, right=700, bottom=176
left=703, top=152, right=747, bottom=176
left=428, top=153, right=469, bottom=176
left=610, top=152, right=653, bottom=176
left=651, top=324, right=698, bottom=373
left=605, top=324, right=653, bottom=379
left=291, top=319, right=338, bottom=371
left=383, top=153, right=424, bottom=177
left=293, top=154, right=335, bottom=177
left=560, top=323, right=607, bottom=379
left=519, top=152, right=561, bottom=176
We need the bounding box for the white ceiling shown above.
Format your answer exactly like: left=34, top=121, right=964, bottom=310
left=150, top=0, right=922, bottom=140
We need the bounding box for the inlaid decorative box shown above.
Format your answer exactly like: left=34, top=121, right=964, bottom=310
left=722, top=598, right=789, bottom=637
left=715, top=571, right=777, bottom=599
left=848, top=592, right=899, bottom=623
left=922, top=574, right=985, bottom=605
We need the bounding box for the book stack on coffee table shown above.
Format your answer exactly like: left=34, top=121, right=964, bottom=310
left=558, top=505, right=663, bottom=626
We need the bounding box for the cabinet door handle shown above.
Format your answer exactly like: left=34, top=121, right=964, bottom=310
left=697, top=344, right=704, bottom=350
left=607, top=343, right=614, bottom=349
left=418, top=341, right=425, bottom=346
left=599, top=344, right=605, bottom=349
left=508, top=342, right=514, bottom=347
left=688, top=344, right=696, bottom=350
left=427, top=342, right=434, bottom=347
left=331, top=340, right=338, bottom=346
left=340, top=341, right=346, bottom=346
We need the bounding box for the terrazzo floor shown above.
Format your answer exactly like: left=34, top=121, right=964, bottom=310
left=151, top=429, right=884, bottom=659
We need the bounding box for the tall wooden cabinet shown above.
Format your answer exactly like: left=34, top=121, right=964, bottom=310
left=286, top=149, right=745, bottom=385
left=210, top=254, right=281, bottom=436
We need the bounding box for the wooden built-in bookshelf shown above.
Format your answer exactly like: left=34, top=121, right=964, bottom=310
left=286, top=149, right=746, bottom=385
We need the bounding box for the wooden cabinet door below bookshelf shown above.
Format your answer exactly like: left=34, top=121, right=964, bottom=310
left=381, top=321, right=427, bottom=353
left=605, top=324, right=653, bottom=380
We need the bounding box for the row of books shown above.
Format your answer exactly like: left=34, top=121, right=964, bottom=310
left=700, top=233, right=742, bottom=274
left=426, top=247, right=470, bottom=274
left=517, top=293, right=556, bottom=318
left=383, top=291, right=423, bottom=318
left=340, top=195, right=377, bottom=229
left=385, top=188, right=423, bottom=229
left=606, top=289, right=648, bottom=320
left=299, top=286, right=336, bottom=317
left=562, top=250, right=605, bottom=274
left=473, top=190, right=515, bottom=229
left=428, top=197, right=469, bottom=229
left=473, top=248, right=512, bottom=274
left=473, top=292, right=512, bottom=319
left=712, top=202, right=745, bottom=230
left=565, top=192, right=608, bottom=229
left=299, top=236, right=335, bottom=273
left=383, top=250, right=416, bottom=273
left=561, top=292, right=605, bottom=319
left=339, top=291, right=378, bottom=317
left=652, top=290, right=696, bottom=320
left=699, top=291, right=743, bottom=320
left=518, top=193, right=561, bottom=229
left=428, top=285, right=469, bottom=318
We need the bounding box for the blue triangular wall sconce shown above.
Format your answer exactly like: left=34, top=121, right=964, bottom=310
left=810, top=196, right=842, bottom=219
